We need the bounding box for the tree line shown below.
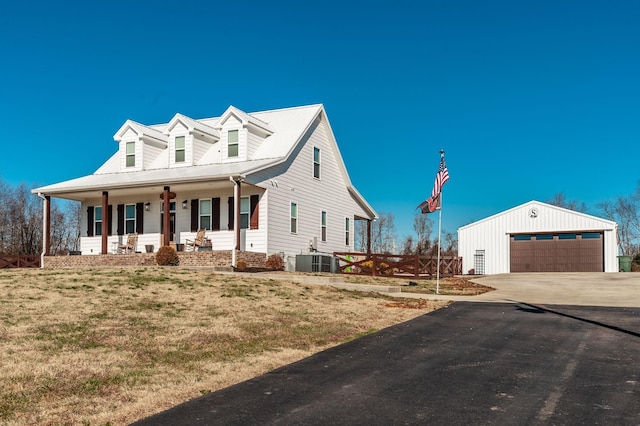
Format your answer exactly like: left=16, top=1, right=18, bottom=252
left=0, top=179, right=80, bottom=255
left=355, top=188, right=640, bottom=257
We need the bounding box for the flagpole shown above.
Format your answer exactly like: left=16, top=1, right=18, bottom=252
left=436, top=149, right=444, bottom=294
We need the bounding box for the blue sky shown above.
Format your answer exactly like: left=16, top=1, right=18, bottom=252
left=1, top=0, right=638, bottom=240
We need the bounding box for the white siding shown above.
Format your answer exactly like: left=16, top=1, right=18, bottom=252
left=220, top=116, right=246, bottom=162
left=458, top=201, right=619, bottom=274
left=119, top=129, right=139, bottom=171
left=247, top=129, right=264, bottom=159
left=250, top=115, right=367, bottom=262
left=168, top=123, right=191, bottom=167
left=80, top=188, right=268, bottom=254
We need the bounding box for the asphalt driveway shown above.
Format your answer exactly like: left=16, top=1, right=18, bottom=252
left=133, top=272, right=640, bottom=425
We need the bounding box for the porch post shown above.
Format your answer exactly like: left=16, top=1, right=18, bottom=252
left=102, top=191, right=108, bottom=254
left=367, top=219, right=372, bottom=254
left=163, top=186, right=171, bottom=247
left=234, top=180, right=241, bottom=251
left=43, top=195, right=51, bottom=256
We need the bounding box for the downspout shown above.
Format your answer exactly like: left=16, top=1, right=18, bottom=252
left=37, top=193, right=47, bottom=269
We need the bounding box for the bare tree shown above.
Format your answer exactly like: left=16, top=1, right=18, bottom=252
left=355, top=213, right=397, bottom=254
left=547, top=192, right=587, bottom=213
left=413, top=212, right=433, bottom=255
left=599, top=195, right=640, bottom=256
left=0, top=178, right=82, bottom=256
left=400, top=235, right=415, bottom=255
left=442, top=231, right=458, bottom=255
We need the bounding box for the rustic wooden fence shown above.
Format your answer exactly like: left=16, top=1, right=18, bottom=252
left=333, top=252, right=462, bottom=279
left=0, top=254, right=41, bottom=269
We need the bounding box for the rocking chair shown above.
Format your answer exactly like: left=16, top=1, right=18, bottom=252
left=185, top=229, right=208, bottom=252
left=117, top=233, right=138, bottom=254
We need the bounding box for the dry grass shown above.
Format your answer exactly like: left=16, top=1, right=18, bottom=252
left=0, top=268, right=448, bottom=425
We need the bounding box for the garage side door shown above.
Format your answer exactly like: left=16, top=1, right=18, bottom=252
left=510, top=232, right=603, bottom=272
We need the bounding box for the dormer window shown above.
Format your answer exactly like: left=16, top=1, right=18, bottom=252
left=175, top=136, right=185, bottom=162
left=228, top=130, right=239, bottom=157
left=126, top=142, right=135, bottom=167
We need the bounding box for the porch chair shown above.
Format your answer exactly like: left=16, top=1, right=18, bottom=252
left=185, top=229, right=208, bottom=252
left=117, top=233, right=138, bottom=254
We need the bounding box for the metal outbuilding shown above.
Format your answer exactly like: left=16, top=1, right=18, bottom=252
left=458, top=200, right=619, bottom=274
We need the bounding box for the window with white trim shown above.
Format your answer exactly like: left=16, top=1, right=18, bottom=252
left=95, top=206, right=103, bottom=236
left=228, top=130, right=239, bottom=157
left=175, top=136, right=185, bottom=162
left=200, top=199, right=211, bottom=230
left=345, top=217, right=350, bottom=246
left=240, top=197, right=250, bottom=229
left=313, top=147, right=321, bottom=179
left=126, top=142, right=135, bottom=167
left=290, top=202, right=298, bottom=234
left=125, top=204, right=136, bottom=234
left=321, top=211, right=327, bottom=242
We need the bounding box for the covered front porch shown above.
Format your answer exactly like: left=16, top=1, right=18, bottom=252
left=37, top=177, right=263, bottom=267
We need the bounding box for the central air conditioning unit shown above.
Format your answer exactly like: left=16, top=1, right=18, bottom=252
left=295, top=254, right=339, bottom=273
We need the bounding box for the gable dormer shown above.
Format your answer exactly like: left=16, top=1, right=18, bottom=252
left=164, top=113, right=219, bottom=167
left=214, top=106, right=274, bottom=162
left=113, top=120, right=167, bottom=171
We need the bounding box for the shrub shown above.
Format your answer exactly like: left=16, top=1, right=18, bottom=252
left=359, top=260, right=393, bottom=275
left=265, top=253, right=284, bottom=271
left=235, top=260, right=247, bottom=271
left=156, top=246, right=179, bottom=266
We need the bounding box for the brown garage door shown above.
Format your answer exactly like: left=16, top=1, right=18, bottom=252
left=510, top=232, right=603, bottom=272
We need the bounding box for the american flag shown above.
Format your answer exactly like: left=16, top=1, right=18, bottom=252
left=431, top=156, right=450, bottom=198
left=417, top=154, right=450, bottom=214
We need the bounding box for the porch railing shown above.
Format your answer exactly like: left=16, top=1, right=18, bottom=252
left=0, top=254, right=41, bottom=269
left=333, top=252, right=462, bottom=279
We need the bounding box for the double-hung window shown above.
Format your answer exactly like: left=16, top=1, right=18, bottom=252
left=240, top=197, right=250, bottom=229
left=200, top=199, right=211, bottom=230
left=95, top=206, right=103, bottom=236
left=228, top=130, right=239, bottom=157
left=321, top=211, right=327, bottom=242
left=125, top=204, right=136, bottom=234
left=290, top=202, right=298, bottom=234
left=313, top=147, right=321, bottom=179
left=175, top=136, right=185, bottom=163
left=126, top=142, right=135, bottom=167
left=345, top=217, right=350, bottom=246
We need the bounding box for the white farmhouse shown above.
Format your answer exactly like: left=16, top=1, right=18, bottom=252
left=32, top=104, right=377, bottom=269
left=458, top=200, right=619, bottom=274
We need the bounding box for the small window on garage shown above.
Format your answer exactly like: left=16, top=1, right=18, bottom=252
left=558, top=233, right=577, bottom=240
left=535, top=234, right=554, bottom=240
left=581, top=232, right=601, bottom=239
left=513, top=235, right=531, bottom=241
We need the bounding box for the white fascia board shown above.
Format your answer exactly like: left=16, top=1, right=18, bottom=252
left=32, top=159, right=275, bottom=196
left=164, top=113, right=220, bottom=141
left=215, top=106, right=274, bottom=135
left=458, top=200, right=618, bottom=231
left=348, top=186, right=378, bottom=220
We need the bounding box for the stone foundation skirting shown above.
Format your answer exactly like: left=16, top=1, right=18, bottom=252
left=43, top=250, right=267, bottom=269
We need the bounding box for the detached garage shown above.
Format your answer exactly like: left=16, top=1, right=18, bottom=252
left=458, top=200, right=619, bottom=274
